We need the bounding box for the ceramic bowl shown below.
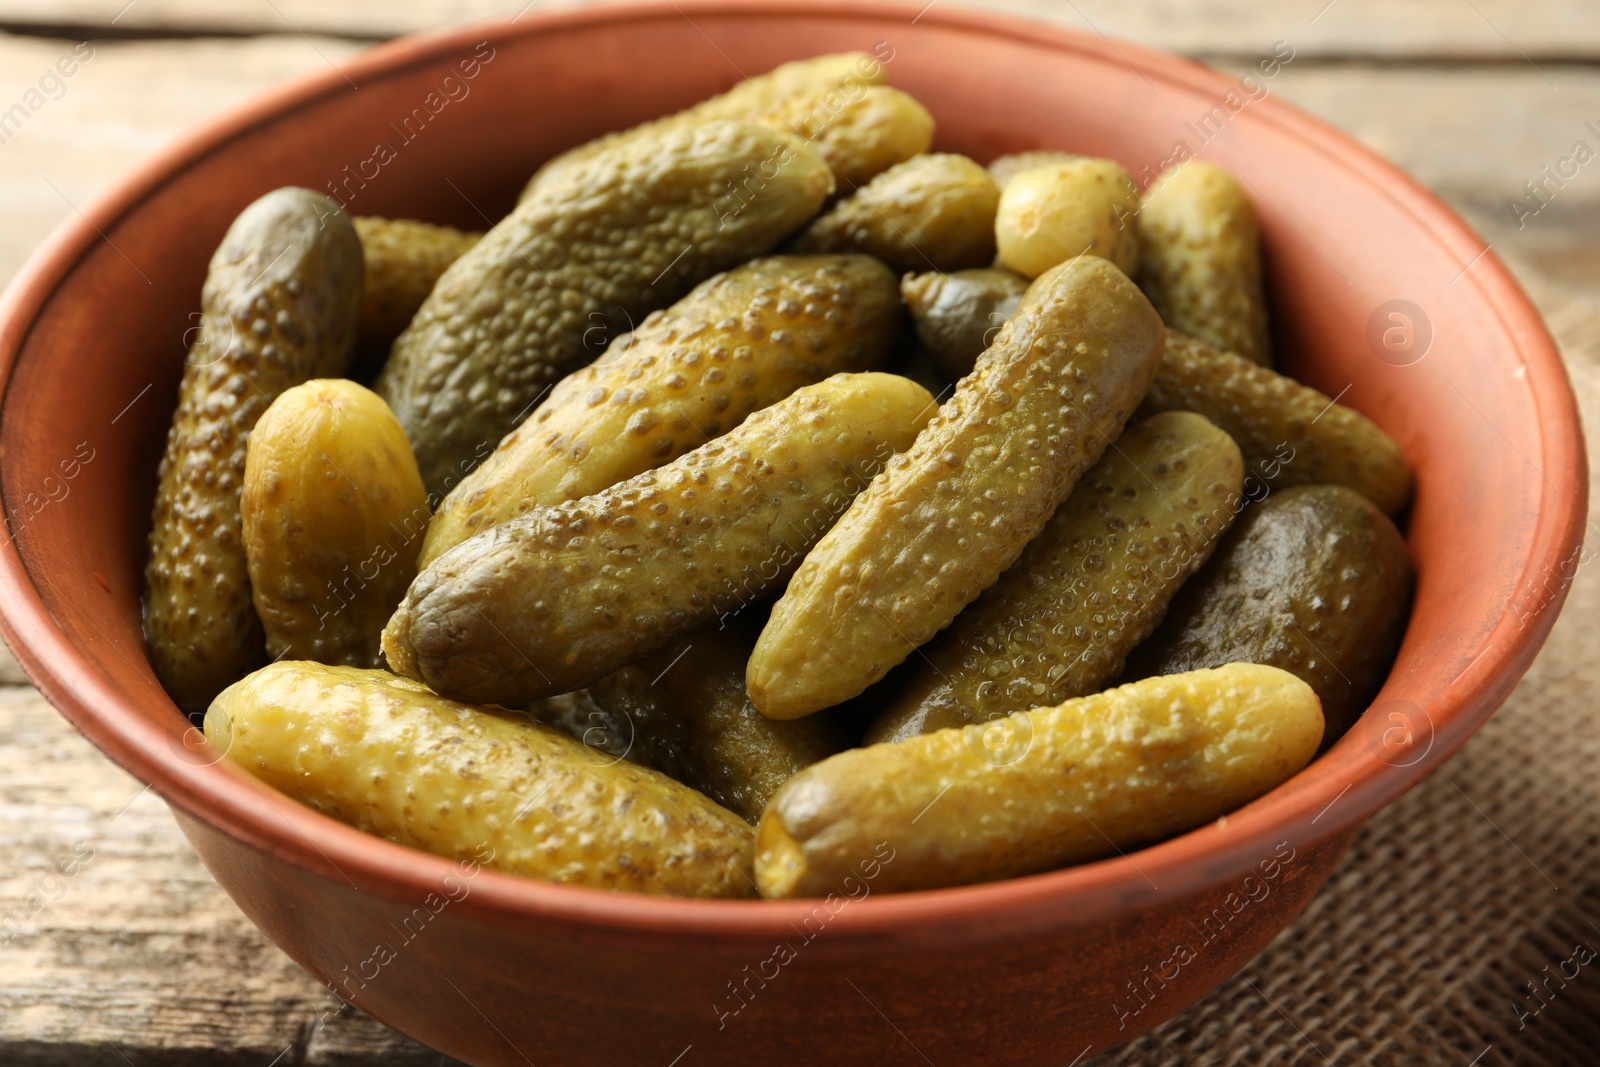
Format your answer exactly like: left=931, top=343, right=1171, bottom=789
left=0, top=2, right=1585, bottom=1064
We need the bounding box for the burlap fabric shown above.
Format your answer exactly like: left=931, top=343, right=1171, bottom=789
left=1093, top=259, right=1600, bottom=1066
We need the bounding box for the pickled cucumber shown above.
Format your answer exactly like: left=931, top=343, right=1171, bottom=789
left=901, top=268, right=1028, bottom=383
left=754, top=85, right=935, bottom=192
left=987, top=150, right=1084, bottom=189
left=866, top=411, right=1243, bottom=743
left=748, top=256, right=1166, bottom=720
left=885, top=284, right=1411, bottom=514
left=241, top=380, right=430, bottom=669
left=757, top=663, right=1323, bottom=897
left=419, top=254, right=901, bottom=567
left=207, top=662, right=754, bottom=897
left=524, top=52, right=886, bottom=196
left=351, top=216, right=480, bottom=375
left=995, top=158, right=1142, bottom=279
left=145, top=188, right=363, bottom=713
left=383, top=372, right=937, bottom=704
left=589, top=619, right=849, bottom=822
left=1138, top=161, right=1271, bottom=366
left=1123, top=484, right=1412, bottom=742
left=376, top=122, right=834, bottom=495
left=791, top=153, right=1000, bottom=273
left=1144, top=332, right=1412, bottom=514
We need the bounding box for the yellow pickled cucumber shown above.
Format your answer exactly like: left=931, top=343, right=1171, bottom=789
left=1138, top=161, right=1272, bottom=366
left=383, top=372, right=937, bottom=704
left=241, top=380, right=429, bottom=669
left=748, top=257, right=1166, bottom=720
left=866, top=411, right=1243, bottom=743
left=376, top=122, right=834, bottom=496
left=791, top=153, right=1001, bottom=273
left=350, top=216, right=480, bottom=374
left=995, top=158, right=1142, bottom=279
left=589, top=620, right=850, bottom=822
left=753, top=85, right=934, bottom=192
left=144, top=188, right=363, bottom=713
left=523, top=52, right=887, bottom=196
left=757, top=663, right=1323, bottom=898
left=987, top=150, right=1084, bottom=189
left=207, top=662, right=754, bottom=897
left=1144, top=332, right=1411, bottom=514
left=419, top=254, right=901, bottom=567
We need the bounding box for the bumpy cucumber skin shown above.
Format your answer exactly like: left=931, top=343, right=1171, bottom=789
left=242, top=379, right=430, bottom=669
left=419, top=254, right=901, bottom=567
left=884, top=277, right=1411, bottom=515
left=867, top=411, right=1244, bottom=743
left=754, top=85, right=935, bottom=193
left=987, top=150, right=1085, bottom=189
left=756, top=663, right=1323, bottom=898
left=589, top=620, right=850, bottom=822
left=791, top=153, right=1001, bottom=273
left=350, top=216, right=480, bottom=374
left=382, top=373, right=936, bottom=705
left=1138, top=161, right=1272, bottom=367
left=523, top=52, right=886, bottom=197
left=144, top=188, right=363, bottom=714
left=1123, top=484, right=1412, bottom=744
left=748, top=257, right=1166, bottom=720
left=995, top=159, right=1142, bottom=279
left=1144, top=332, right=1412, bottom=515
left=901, top=268, right=1029, bottom=383
left=207, top=662, right=754, bottom=897
left=376, top=122, right=835, bottom=496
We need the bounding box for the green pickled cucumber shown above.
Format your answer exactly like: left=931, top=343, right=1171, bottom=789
left=901, top=268, right=1029, bottom=383
left=1144, top=332, right=1412, bottom=514
left=521, top=690, right=640, bottom=765
left=748, top=256, right=1167, bottom=720
left=382, top=372, right=937, bottom=704
left=791, top=153, right=1001, bottom=273
left=987, top=150, right=1084, bottom=189
left=1138, top=161, right=1272, bottom=366
left=350, top=216, right=480, bottom=375
left=758, top=663, right=1322, bottom=898
left=1123, top=484, right=1412, bottom=743
left=523, top=52, right=887, bottom=196
left=589, top=619, right=850, bottom=822
left=866, top=411, right=1243, bottom=743
left=207, top=662, right=754, bottom=897
left=376, top=122, right=835, bottom=495
left=419, top=254, right=901, bottom=567
left=144, top=188, right=363, bottom=713
left=884, top=280, right=1411, bottom=513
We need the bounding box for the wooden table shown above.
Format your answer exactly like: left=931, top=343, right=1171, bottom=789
left=2, top=2, right=1596, bottom=1063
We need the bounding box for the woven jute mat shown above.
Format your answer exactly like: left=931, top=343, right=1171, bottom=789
left=1093, top=258, right=1600, bottom=1066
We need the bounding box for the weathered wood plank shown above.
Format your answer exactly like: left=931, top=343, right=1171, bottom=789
left=4, top=31, right=1599, bottom=294
left=0, top=34, right=362, bottom=293
left=1, top=16, right=1598, bottom=1065
left=0, top=685, right=470, bottom=1064
left=1, top=0, right=1598, bottom=60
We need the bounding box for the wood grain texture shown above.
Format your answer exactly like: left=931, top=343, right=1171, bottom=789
left=0, top=35, right=362, bottom=293
left=0, top=1, right=1597, bottom=1062
left=0, top=0, right=1595, bottom=58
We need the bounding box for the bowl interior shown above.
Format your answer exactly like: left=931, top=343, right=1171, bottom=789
left=0, top=0, right=1584, bottom=928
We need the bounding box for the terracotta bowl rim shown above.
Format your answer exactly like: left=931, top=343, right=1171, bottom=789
left=0, top=0, right=1585, bottom=942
